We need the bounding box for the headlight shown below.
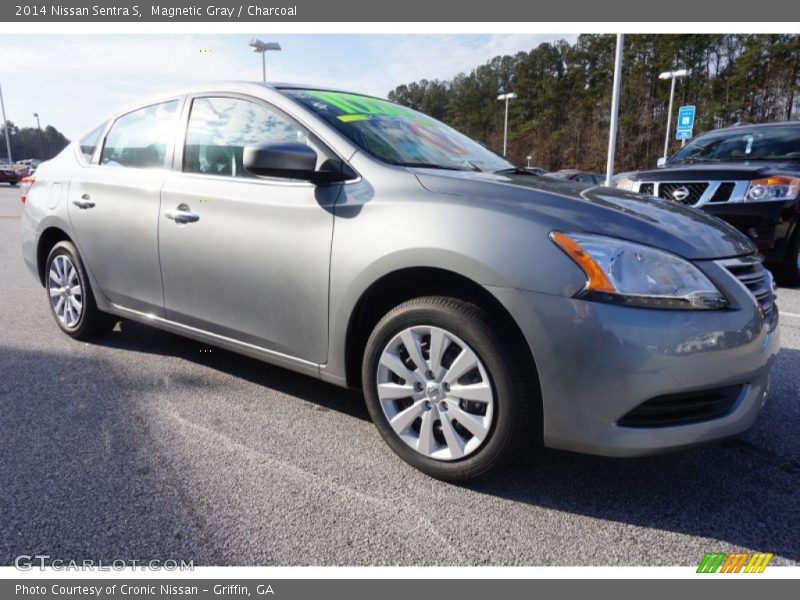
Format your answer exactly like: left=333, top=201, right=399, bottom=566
left=615, top=177, right=636, bottom=191
left=745, top=176, right=800, bottom=202
left=550, top=232, right=728, bottom=310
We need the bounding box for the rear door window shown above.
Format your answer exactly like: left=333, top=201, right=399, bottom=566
left=100, top=101, right=180, bottom=169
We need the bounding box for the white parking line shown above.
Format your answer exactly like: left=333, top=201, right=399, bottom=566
left=782, top=311, right=800, bottom=319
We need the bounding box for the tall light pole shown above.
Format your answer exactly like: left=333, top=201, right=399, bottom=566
left=605, top=34, right=624, bottom=187
left=33, top=112, right=44, bottom=160
left=0, top=84, right=12, bottom=163
left=497, top=92, right=517, bottom=157
left=248, top=39, right=281, bottom=83
left=659, top=68, right=688, bottom=161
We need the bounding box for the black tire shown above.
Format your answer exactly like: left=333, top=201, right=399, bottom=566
left=45, top=241, right=116, bottom=340
left=779, top=228, right=800, bottom=287
left=362, top=296, right=531, bottom=482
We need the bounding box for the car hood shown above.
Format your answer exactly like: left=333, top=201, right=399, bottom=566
left=633, top=162, right=800, bottom=181
left=413, top=169, right=756, bottom=260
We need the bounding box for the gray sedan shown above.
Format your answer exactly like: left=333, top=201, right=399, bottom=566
left=21, top=82, right=779, bottom=480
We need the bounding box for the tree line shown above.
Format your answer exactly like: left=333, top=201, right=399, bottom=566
left=0, top=121, right=70, bottom=163
left=387, top=34, right=800, bottom=172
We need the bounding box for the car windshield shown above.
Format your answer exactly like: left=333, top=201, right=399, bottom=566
left=284, top=89, right=515, bottom=172
left=670, top=125, right=800, bottom=164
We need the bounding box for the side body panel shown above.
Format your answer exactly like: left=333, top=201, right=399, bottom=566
left=158, top=173, right=339, bottom=363
left=66, top=165, right=169, bottom=316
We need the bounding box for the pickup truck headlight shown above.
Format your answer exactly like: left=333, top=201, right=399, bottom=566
left=745, top=176, right=800, bottom=202
left=550, top=232, right=728, bottom=310
left=615, top=176, right=636, bottom=191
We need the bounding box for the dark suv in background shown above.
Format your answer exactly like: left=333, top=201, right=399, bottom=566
left=617, top=122, right=800, bottom=284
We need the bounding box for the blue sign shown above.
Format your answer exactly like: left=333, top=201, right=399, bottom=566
left=676, top=105, right=696, bottom=140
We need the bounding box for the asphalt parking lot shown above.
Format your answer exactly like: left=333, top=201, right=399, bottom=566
left=0, top=184, right=798, bottom=566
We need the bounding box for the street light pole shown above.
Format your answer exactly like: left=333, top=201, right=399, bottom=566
left=496, top=92, right=517, bottom=157
left=659, top=69, right=688, bottom=161
left=0, top=84, right=12, bottom=163
left=248, top=39, right=282, bottom=83
left=605, top=34, right=624, bottom=187
left=33, top=112, right=44, bottom=161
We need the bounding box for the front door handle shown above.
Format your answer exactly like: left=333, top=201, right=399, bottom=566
left=164, top=204, right=200, bottom=224
left=72, top=194, right=95, bottom=209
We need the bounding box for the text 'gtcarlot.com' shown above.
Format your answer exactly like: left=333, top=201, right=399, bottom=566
left=14, top=554, right=193, bottom=571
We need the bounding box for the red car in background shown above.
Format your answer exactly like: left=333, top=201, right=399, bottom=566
left=0, top=163, right=26, bottom=186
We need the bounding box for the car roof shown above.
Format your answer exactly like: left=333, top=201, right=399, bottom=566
left=702, top=120, right=800, bottom=135
left=123, top=81, right=381, bottom=109
left=88, top=80, right=387, bottom=131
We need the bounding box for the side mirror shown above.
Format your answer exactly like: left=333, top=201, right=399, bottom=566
left=243, top=142, right=318, bottom=181
left=656, top=157, right=667, bottom=168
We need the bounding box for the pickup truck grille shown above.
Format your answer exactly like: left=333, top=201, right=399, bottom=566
left=709, top=182, right=735, bottom=202
left=721, top=257, right=778, bottom=331
left=658, top=182, right=708, bottom=205
left=634, top=181, right=741, bottom=205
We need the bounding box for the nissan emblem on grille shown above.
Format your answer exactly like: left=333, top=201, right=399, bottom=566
left=672, top=187, right=690, bottom=201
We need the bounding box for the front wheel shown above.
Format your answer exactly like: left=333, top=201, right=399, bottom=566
left=362, top=296, right=530, bottom=481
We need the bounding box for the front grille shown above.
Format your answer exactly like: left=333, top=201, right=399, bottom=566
left=658, top=182, right=709, bottom=205
left=618, top=385, right=743, bottom=428
left=723, top=258, right=778, bottom=330
left=709, top=182, right=735, bottom=202
left=639, top=183, right=654, bottom=195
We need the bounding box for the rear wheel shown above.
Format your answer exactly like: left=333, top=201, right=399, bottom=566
left=362, top=296, right=530, bottom=481
left=45, top=241, right=116, bottom=340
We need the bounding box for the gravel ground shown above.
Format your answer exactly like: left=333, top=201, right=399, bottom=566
left=1, top=184, right=798, bottom=566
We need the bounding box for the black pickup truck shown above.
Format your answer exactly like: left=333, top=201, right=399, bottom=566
left=617, top=121, right=800, bottom=285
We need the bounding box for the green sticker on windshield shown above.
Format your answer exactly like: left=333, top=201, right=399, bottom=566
left=307, top=91, right=433, bottom=124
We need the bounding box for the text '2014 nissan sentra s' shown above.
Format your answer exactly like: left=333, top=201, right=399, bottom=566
left=20, top=82, right=779, bottom=481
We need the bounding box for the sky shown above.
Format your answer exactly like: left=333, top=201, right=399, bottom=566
left=0, top=34, right=574, bottom=140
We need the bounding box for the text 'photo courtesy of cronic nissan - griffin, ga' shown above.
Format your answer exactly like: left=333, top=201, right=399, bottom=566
left=20, top=81, right=779, bottom=481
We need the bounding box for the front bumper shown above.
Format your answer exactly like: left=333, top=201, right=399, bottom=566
left=488, top=267, right=780, bottom=457
left=702, top=200, right=799, bottom=261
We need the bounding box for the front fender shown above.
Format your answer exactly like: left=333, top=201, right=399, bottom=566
left=320, top=176, right=586, bottom=385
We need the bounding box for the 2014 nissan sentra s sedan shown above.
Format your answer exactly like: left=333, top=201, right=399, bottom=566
left=21, top=82, right=780, bottom=481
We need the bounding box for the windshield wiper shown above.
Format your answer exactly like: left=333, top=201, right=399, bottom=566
left=716, top=156, right=800, bottom=162
left=671, top=157, right=723, bottom=165
left=398, top=162, right=470, bottom=171
left=465, top=161, right=484, bottom=172
left=493, top=167, right=533, bottom=175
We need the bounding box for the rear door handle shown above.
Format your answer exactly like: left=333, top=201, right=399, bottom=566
left=72, top=194, right=95, bottom=209
left=164, top=204, right=200, bottom=224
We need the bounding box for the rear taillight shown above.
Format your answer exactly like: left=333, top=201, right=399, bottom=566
left=19, top=177, right=34, bottom=204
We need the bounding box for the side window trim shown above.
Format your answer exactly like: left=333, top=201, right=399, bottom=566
left=75, top=120, right=112, bottom=166
left=97, top=96, right=186, bottom=171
